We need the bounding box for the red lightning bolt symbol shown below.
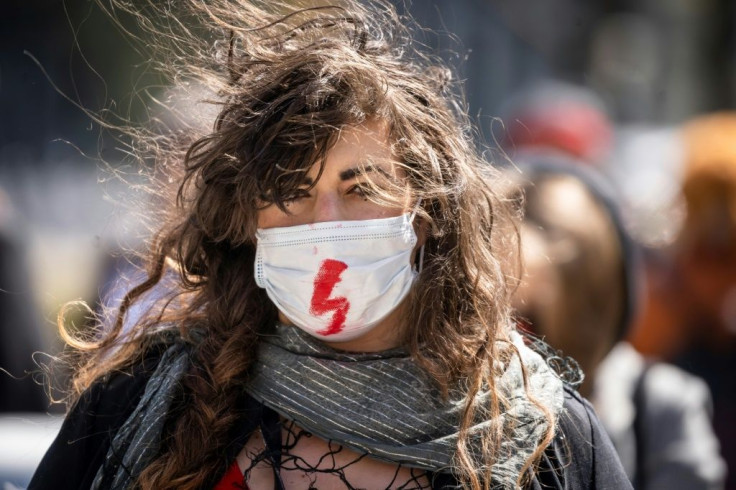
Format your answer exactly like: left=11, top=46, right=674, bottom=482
left=310, top=259, right=351, bottom=336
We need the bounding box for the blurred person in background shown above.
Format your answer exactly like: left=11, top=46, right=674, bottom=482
left=499, top=80, right=614, bottom=168
left=509, top=155, right=727, bottom=489
left=0, top=187, right=48, bottom=412
left=631, top=112, right=736, bottom=489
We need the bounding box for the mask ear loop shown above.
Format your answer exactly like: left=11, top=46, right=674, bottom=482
left=417, top=244, right=425, bottom=273
left=410, top=198, right=425, bottom=273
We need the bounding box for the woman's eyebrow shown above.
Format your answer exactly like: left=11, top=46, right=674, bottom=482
left=339, top=165, right=391, bottom=181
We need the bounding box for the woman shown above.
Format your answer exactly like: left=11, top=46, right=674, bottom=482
left=29, top=1, right=629, bottom=489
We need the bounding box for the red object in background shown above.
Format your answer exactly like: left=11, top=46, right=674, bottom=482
left=506, top=105, right=612, bottom=164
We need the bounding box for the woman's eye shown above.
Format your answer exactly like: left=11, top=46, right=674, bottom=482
left=348, top=184, right=372, bottom=199
left=283, top=189, right=311, bottom=203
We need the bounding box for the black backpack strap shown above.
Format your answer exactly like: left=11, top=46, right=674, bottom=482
left=631, top=361, right=654, bottom=489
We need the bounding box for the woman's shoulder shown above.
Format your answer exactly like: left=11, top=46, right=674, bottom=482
left=533, top=385, right=633, bottom=490
left=27, top=342, right=170, bottom=490
left=558, top=384, right=605, bottom=438
left=82, top=337, right=178, bottom=418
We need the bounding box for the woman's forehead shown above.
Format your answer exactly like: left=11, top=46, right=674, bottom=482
left=329, top=121, right=392, bottom=162
left=304, top=121, right=402, bottom=181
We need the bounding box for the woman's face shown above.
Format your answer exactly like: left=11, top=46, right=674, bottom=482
left=256, top=120, right=423, bottom=352
left=257, top=120, right=408, bottom=229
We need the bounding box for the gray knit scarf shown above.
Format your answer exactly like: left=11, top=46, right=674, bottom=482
left=91, top=339, right=191, bottom=490
left=92, top=325, right=563, bottom=489
left=247, top=325, right=564, bottom=487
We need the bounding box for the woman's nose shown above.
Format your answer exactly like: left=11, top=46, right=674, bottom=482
left=310, top=193, right=344, bottom=224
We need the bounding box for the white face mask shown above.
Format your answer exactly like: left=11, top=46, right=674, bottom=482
left=254, top=212, right=419, bottom=341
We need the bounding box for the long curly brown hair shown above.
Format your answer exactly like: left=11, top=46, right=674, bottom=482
left=59, top=1, right=554, bottom=488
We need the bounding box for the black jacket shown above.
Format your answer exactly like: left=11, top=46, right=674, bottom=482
left=29, top=353, right=632, bottom=490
